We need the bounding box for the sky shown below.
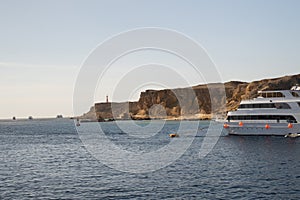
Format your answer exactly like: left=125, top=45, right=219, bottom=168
left=0, top=0, right=300, bottom=119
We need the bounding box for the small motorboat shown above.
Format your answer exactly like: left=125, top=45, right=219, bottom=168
left=284, top=133, right=300, bottom=138
left=76, top=118, right=80, bottom=126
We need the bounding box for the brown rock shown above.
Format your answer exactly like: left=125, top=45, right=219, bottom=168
left=81, top=74, right=300, bottom=120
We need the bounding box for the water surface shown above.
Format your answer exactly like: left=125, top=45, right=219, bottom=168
left=0, top=119, right=299, bottom=199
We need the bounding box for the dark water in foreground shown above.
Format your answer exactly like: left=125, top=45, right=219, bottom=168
left=0, top=119, right=299, bottom=199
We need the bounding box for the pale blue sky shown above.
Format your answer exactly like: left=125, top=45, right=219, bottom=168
left=1, top=0, right=300, bottom=118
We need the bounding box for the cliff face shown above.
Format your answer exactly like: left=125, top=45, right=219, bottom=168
left=83, top=74, right=300, bottom=120
left=136, top=84, right=228, bottom=119
left=94, top=102, right=139, bottom=121
left=80, top=106, right=97, bottom=120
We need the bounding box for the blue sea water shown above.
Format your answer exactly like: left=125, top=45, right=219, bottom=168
left=0, top=119, right=299, bottom=199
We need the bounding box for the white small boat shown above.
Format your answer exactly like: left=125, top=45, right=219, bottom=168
left=76, top=118, right=80, bottom=126
left=284, top=133, right=300, bottom=138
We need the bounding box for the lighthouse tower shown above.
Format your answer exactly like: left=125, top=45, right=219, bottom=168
left=106, top=95, right=109, bottom=103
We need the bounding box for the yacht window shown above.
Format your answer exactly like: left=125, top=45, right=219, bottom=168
left=274, top=103, right=291, bottom=109
left=261, top=92, right=285, bottom=98
left=238, top=103, right=291, bottom=109
left=239, top=103, right=274, bottom=109
left=291, top=92, right=300, bottom=97
left=228, top=115, right=297, bottom=123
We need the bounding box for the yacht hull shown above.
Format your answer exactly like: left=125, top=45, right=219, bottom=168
left=224, top=122, right=300, bottom=136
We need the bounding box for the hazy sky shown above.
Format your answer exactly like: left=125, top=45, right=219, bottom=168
left=1, top=0, right=300, bottom=119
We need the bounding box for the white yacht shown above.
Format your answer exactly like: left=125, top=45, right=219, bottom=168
left=224, top=85, right=300, bottom=136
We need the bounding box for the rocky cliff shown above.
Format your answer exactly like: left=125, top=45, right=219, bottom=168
left=81, top=74, right=300, bottom=120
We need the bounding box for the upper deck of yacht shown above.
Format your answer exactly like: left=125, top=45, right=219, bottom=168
left=257, top=90, right=300, bottom=98
left=239, top=86, right=300, bottom=105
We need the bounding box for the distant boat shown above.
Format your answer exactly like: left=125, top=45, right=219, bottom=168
left=285, top=133, right=300, bottom=138
left=28, top=116, right=33, bottom=120
left=12, top=116, right=16, bottom=120
left=56, top=115, right=63, bottom=118
left=76, top=118, right=80, bottom=126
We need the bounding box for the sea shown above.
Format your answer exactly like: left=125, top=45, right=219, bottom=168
left=0, top=119, right=299, bottom=199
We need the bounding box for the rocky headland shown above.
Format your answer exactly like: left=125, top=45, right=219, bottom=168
left=81, top=74, right=300, bottom=121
